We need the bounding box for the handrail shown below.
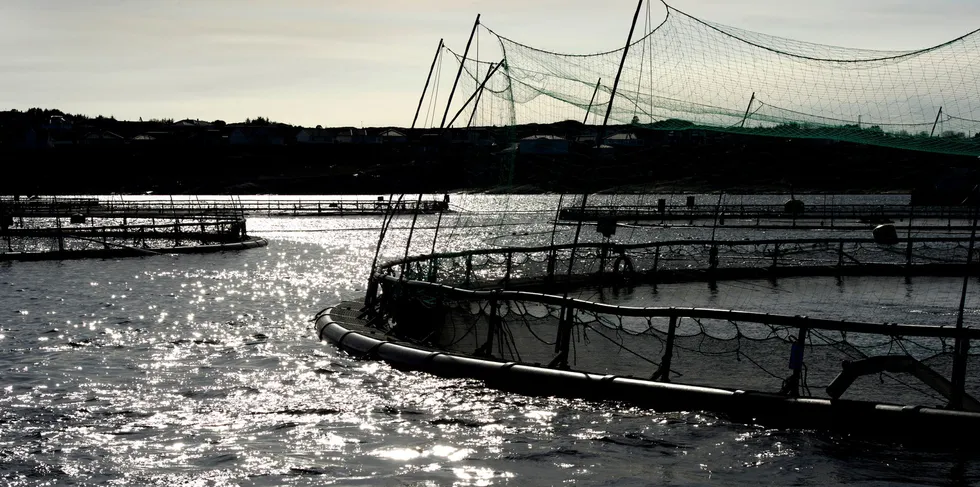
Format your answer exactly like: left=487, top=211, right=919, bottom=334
left=378, top=236, right=977, bottom=269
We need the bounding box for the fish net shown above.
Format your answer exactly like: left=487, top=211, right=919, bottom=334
left=419, top=1, right=980, bottom=157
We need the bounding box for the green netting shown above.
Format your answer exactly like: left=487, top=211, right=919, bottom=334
left=442, top=1, right=980, bottom=156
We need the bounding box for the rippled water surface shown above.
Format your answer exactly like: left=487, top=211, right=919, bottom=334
left=3, top=194, right=980, bottom=485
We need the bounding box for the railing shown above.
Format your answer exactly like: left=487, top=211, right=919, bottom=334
left=378, top=236, right=978, bottom=291
left=1, top=197, right=450, bottom=217
left=560, top=203, right=976, bottom=222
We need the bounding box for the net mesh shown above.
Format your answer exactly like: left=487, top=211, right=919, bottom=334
left=380, top=281, right=980, bottom=407
left=431, top=1, right=980, bottom=156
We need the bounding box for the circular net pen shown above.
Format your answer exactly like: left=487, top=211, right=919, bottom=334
left=0, top=197, right=262, bottom=260
left=365, top=233, right=980, bottom=412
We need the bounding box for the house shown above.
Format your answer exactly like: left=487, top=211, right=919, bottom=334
left=446, top=128, right=495, bottom=147
left=296, top=126, right=335, bottom=144
left=82, top=130, right=126, bottom=146
left=186, top=129, right=227, bottom=146
left=229, top=127, right=285, bottom=146
left=379, top=128, right=407, bottom=144
left=571, top=126, right=601, bottom=145
left=336, top=128, right=380, bottom=144
left=43, top=115, right=72, bottom=131
left=518, top=135, right=569, bottom=155
left=131, top=134, right=157, bottom=143
left=172, top=119, right=211, bottom=128
left=131, top=131, right=173, bottom=144
left=15, top=127, right=54, bottom=149
left=604, top=132, right=644, bottom=147
left=416, top=133, right=444, bottom=154
left=466, top=128, right=495, bottom=147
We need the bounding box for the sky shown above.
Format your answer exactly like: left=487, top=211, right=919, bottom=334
left=2, top=0, right=978, bottom=128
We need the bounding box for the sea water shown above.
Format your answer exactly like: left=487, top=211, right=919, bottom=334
left=2, top=194, right=979, bottom=486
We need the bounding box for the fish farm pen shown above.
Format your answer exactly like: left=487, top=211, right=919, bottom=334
left=558, top=199, right=979, bottom=225
left=0, top=196, right=266, bottom=261
left=319, top=226, right=980, bottom=440
left=0, top=195, right=451, bottom=218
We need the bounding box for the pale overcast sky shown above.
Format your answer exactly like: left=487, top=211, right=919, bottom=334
left=1, top=0, right=977, bottom=127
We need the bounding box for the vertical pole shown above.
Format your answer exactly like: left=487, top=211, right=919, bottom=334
left=412, top=39, right=444, bottom=129
left=597, top=0, right=643, bottom=147
left=402, top=194, right=425, bottom=271
left=550, top=193, right=565, bottom=248
left=547, top=194, right=564, bottom=286
left=440, top=14, right=481, bottom=129
left=931, top=107, right=944, bottom=137
left=652, top=315, right=677, bottom=381
left=429, top=203, right=444, bottom=256
left=951, top=186, right=979, bottom=409
left=780, top=326, right=809, bottom=396
left=548, top=304, right=575, bottom=369
left=55, top=197, right=64, bottom=253
left=365, top=193, right=397, bottom=308
left=740, top=92, right=756, bottom=129
left=429, top=202, right=443, bottom=282
left=477, top=294, right=499, bottom=357
left=906, top=201, right=915, bottom=268
left=564, top=194, right=589, bottom=294
left=652, top=245, right=661, bottom=286
left=551, top=194, right=590, bottom=369
left=583, top=78, right=602, bottom=125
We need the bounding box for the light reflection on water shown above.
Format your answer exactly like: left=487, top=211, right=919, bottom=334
left=1, top=197, right=979, bottom=485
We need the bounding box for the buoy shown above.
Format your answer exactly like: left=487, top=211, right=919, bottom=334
left=596, top=217, right=617, bottom=238
left=784, top=199, right=804, bottom=216
left=872, top=224, right=899, bottom=245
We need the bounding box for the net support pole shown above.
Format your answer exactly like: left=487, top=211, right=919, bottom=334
left=740, top=92, right=756, bottom=128
left=411, top=38, right=444, bottom=129
left=931, top=106, right=944, bottom=137
left=427, top=208, right=444, bottom=282
left=466, top=61, right=497, bottom=128
left=547, top=194, right=565, bottom=285
left=583, top=78, right=602, bottom=125
left=447, top=60, right=502, bottom=130
left=780, top=325, right=809, bottom=397
left=440, top=14, right=481, bottom=129
left=905, top=202, right=915, bottom=268
left=550, top=194, right=590, bottom=369
left=597, top=0, right=643, bottom=147
left=429, top=205, right=444, bottom=256
left=951, top=186, right=979, bottom=409
left=652, top=315, right=677, bottom=382
left=400, top=194, right=425, bottom=279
